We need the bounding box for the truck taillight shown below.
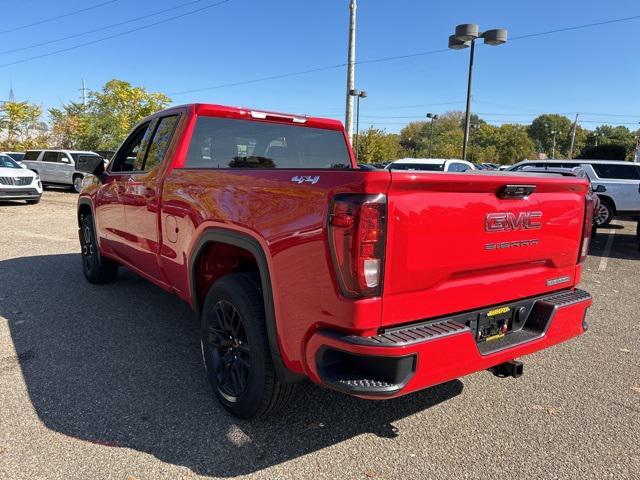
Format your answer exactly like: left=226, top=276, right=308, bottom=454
left=579, top=193, right=596, bottom=263
left=328, top=194, right=387, bottom=298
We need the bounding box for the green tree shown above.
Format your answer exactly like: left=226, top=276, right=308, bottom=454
left=83, top=79, right=170, bottom=149
left=48, top=101, right=88, bottom=149
left=473, top=123, right=534, bottom=164
left=48, top=79, right=171, bottom=151
left=528, top=114, right=573, bottom=158
left=356, top=127, right=401, bottom=164
left=0, top=101, right=44, bottom=150
left=398, top=113, right=465, bottom=159
left=398, top=121, right=429, bottom=156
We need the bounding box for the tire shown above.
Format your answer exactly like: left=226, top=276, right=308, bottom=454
left=26, top=197, right=41, bottom=205
left=594, top=200, right=614, bottom=227
left=72, top=175, right=84, bottom=193
left=200, top=272, right=295, bottom=419
left=80, top=212, right=118, bottom=283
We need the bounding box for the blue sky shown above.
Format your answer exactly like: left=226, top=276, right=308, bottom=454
left=2, top=0, right=639, bottom=133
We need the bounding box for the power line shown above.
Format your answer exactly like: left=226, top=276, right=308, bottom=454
left=0, top=0, right=203, bottom=56
left=0, top=0, right=233, bottom=68
left=360, top=119, right=640, bottom=127
left=167, top=14, right=640, bottom=96
left=474, top=100, right=640, bottom=118
left=168, top=64, right=348, bottom=95
left=0, top=0, right=120, bottom=35
left=167, top=48, right=451, bottom=95
left=509, top=14, right=640, bottom=41
left=366, top=100, right=465, bottom=111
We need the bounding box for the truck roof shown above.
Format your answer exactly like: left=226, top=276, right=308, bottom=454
left=172, top=103, right=346, bottom=131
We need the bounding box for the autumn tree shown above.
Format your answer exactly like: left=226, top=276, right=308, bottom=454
left=48, top=102, right=88, bottom=149
left=0, top=101, right=45, bottom=150
left=48, top=79, right=171, bottom=150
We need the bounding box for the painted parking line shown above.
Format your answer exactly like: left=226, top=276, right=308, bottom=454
left=598, top=228, right=616, bottom=272
left=12, top=230, right=76, bottom=243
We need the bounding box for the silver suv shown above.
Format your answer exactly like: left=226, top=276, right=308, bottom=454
left=508, top=159, right=640, bottom=226
left=22, top=150, right=104, bottom=193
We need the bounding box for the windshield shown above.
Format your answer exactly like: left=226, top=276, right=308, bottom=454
left=0, top=155, right=21, bottom=168
left=389, top=162, right=444, bottom=171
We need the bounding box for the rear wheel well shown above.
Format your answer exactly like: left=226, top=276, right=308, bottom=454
left=190, top=231, right=304, bottom=384
left=597, top=195, right=616, bottom=212
left=194, top=241, right=260, bottom=312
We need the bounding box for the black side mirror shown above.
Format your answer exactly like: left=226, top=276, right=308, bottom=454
left=593, top=185, right=606, bottom=193
left=76, top=156, right=105, bottom=176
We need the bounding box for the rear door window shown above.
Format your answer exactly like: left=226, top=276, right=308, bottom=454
left=42, top=151, right=60, bottom=163
left=185, top=117, right=351, bottom=169
left=144, top=115, right=180, bottom=172
left=23, top=150, right=42, bottom=161
left=592, top=163, right=640, bottom=180
left=448, top=162, right=470, bottom=172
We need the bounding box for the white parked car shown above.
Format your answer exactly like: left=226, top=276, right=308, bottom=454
left=22, top=149, right=104, bottom=193
left=0, top=154, right=43, bottom=204
left=507, top=159, right=640, bottom=226
left=385, top=158, right=476, bottom=172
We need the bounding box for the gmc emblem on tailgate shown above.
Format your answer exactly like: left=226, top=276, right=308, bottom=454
left=485, top=212, right=542, bottom=232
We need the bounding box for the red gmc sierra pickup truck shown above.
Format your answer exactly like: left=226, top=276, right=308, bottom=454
left=76, top=103, right=594, bottom=418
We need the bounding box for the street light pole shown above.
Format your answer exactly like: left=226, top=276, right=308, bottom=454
left=462, top=39, right=475, bottom=161
left=551, top=130, right=557, bottom=159
left=469, top=123, right=479, bottom=162
left=350, top=89, right=367, bottom=162
left=449, top=24, right=507, bottom=161
left=426, top=113, right=438, bottom=157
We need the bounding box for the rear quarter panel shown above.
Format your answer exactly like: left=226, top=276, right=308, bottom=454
left=160, top=169, right=390, bottom=374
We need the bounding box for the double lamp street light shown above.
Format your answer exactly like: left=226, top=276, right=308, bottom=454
left=449, top=24, right=508, bottom=161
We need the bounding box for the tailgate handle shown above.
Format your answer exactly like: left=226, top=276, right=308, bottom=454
left=498, top=184, right=536, bottom=199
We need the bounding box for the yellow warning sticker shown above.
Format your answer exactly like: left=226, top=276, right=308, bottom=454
left=487, top=306, right=511, bottom=317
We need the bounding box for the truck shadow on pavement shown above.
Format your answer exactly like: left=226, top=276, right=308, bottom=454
left=589, top=226, right=640, bottom=261
left=1, top=253, right=462, bottom=477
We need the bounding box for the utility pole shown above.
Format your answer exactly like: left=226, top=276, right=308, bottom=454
left=568, top=113, right=579, bottom=159
left=345, top=0, right=357, bottom=143
left=80, top=79, right=88, bottom=106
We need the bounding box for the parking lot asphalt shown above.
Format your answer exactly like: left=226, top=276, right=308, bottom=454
left=1, top=190, right=639, bottom=480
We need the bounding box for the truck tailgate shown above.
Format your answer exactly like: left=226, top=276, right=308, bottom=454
left=382, top=172, right=588, bottom=326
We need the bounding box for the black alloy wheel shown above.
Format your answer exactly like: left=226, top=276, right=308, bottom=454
left=205, top=300, right=251, bottom=400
